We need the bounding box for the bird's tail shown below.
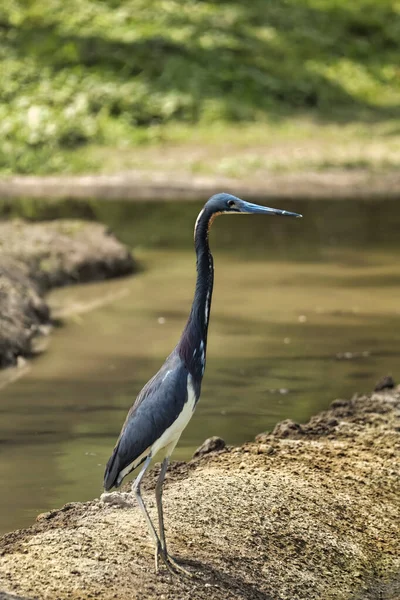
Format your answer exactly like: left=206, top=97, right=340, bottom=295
left=103, top=443, right=122, bottom=491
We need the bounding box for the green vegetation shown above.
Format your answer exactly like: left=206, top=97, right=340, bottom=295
left=1, top=0, right=399, bottom=174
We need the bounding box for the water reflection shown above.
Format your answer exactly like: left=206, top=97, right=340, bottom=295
left=0, top=198, right=400, bottom=534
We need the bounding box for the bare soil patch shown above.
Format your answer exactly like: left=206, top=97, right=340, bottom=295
left=0, top=389, right=398, bottom=600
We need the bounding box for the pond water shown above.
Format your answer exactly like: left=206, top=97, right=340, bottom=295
left=1, top=198, right=400, bottom=535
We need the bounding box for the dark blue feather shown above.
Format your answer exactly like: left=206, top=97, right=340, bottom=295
left=104, top=353, right=190, bottom=490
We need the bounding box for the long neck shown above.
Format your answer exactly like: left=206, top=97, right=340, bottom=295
left=177, top=207, right=214, bottom=380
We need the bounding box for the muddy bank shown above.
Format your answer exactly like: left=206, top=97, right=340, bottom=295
left=0, top=220, right=134, bottom=368
left=1, top=170, right=400, bottom=202
left=0, top=388, right=398, bottom=600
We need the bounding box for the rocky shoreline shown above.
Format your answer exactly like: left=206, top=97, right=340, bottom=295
left=0, top=387, right=398, bottom=600
left=0, top=219, right=135, bottom=369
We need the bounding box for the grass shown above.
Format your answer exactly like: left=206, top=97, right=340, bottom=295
left=1, top=0, right=399, bottom=175
left=64, top=118, right=400, bottom=179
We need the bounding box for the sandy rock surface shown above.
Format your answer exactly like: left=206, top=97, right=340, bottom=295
left=0, top=220, right=135, bottom=368
left=0, top=389, right=399, bottom=600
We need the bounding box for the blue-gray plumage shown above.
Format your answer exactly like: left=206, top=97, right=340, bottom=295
left=103, top=192, right=302, bottom=576
left=104, top=354, right=196, bottom=489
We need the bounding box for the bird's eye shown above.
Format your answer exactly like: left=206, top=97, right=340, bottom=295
left=227, top=200, right=235, bottom=208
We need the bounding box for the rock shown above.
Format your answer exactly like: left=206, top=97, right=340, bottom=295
left=100, top=492, right=134, bottom=508
left=272, top=419, right=304, bottom=438
left=192, top=436, right=226, bottom=458
left=374, top=375, right=395, bottom=392
left=257, top=443, right=275, bottom=455
left=0, top=220, right=135, bottom=369
left=330, top=399, right=350, bottom=409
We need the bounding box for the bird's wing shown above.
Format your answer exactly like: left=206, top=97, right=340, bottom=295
left=104, top=355, right=189, bottom=490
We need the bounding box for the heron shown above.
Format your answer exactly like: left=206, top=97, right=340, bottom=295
left=103, top=192, right=302, bottom=575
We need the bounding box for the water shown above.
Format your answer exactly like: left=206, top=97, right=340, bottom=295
left=1, top=198, right=400, bottom=535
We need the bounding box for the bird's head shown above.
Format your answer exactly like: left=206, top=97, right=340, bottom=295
left=205, top=193, right=302, bottom=219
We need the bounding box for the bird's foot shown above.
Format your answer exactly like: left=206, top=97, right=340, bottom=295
left=165, top=552, right=194, bottom=577
left=155, top=543, right=176, bottom=576
left=155, top=544, right=193, bottom=578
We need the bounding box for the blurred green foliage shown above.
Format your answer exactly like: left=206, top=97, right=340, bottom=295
left=0, top=0, right=399, bottom=173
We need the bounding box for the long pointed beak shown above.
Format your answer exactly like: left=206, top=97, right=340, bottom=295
left=239, top=200, right=302, bottom=218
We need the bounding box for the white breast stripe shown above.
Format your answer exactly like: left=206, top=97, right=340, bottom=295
left=205, top=289, right=211, bottom=324
left=151, top=374, right=197, bottom=459
left=200, top=340, right=205, bottom=374
left=194, top=208, right=205, bottom=240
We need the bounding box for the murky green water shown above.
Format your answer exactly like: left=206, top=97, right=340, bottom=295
left=1, top=198, right=400, bottom=535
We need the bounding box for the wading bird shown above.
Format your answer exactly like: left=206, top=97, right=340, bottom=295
left=104, top=193, right=301, bottom=575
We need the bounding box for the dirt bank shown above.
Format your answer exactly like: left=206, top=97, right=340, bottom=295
left=1, top=170, right=400, bottom=202
left=0, top=220, right=134, bottom=368
left=0, top=388, right=398, bottom=600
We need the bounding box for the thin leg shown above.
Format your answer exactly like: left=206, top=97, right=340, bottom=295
left=154, top=457, right=193, bottom=577
left=132, top=455, right=175, bottom=576
left=155, top=457, right=169, bottom=552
